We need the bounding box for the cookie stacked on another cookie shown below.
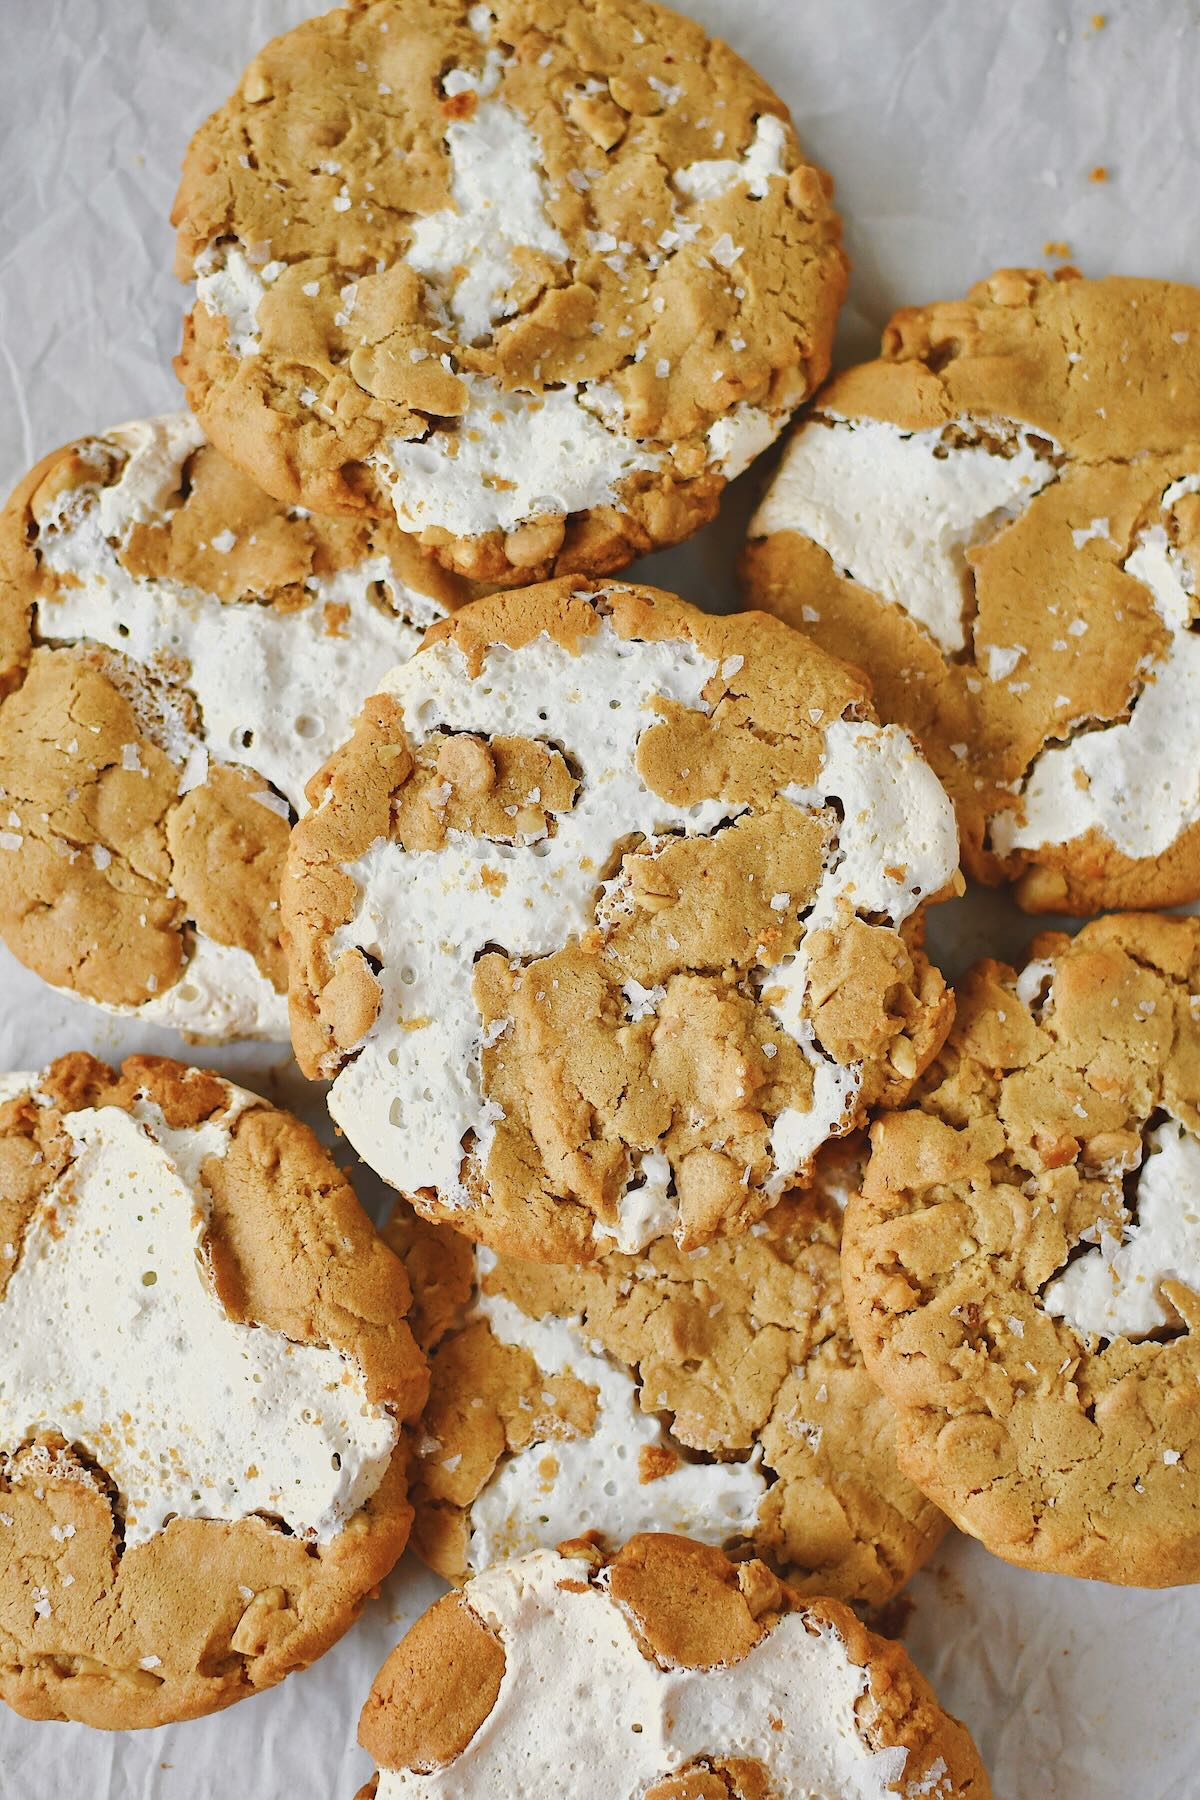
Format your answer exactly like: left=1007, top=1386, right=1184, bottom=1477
left=744, top=268, right=1200, bottom=914
left=0, top=415, right=461, bottom=1039
left=0, top=1053, right=428, bottom=1727
left=172, top=0, right=846, bottom=586
left=283, top=578, right=960, bottom=1260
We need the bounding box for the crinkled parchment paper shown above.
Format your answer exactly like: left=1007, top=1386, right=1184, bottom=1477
left=1, top=2, right=1198, bottom=1795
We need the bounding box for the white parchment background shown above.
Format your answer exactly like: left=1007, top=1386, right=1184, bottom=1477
left=2, top=2, right=1199, bottom=1795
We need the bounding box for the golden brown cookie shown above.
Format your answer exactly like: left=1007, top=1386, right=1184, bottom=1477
left=283, top=578, right=959, bottom=1263
left=0, top=1051, right=428, bottom=1728
left=354, top=1534, right=991, bottom=1798
left=841, top=913, right=1200, bottom=1586
left=172, top=0, right=846, bottom=587
left=387, top=1148, right=946, bottom=1608
left=0, top=413, right=461, bottom=1039
left=742, top=268, right=1200, bottom=914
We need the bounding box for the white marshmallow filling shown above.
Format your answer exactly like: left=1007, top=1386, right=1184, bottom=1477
left=1041, top=1114, right=1200, bottom=1343
left=0, top=1075, right=397, bottom=1550
left=439, top=1269, right=766, bottom=1574
left=750, top=412, right=1200, bottom=871
left=373, top=1548, right=918, bottom=1799
left=993, top=473, right=1200, bottom=863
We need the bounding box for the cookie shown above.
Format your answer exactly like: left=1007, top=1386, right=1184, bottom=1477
left=172, top=0, right=846, bottom=588
left=386, top=1146, right=946, bottom=1608
left=354, top=1534, right=991, bottom=1798
left=742, top=268, right=1200, bottom=914
left=0, top=413, right=461, bottom=1040
left=283, top=578, right=958, bottom=1263
left=0, top=1052, right=428, bottom=1728
left=841, top=913, right=1200, bottom=1586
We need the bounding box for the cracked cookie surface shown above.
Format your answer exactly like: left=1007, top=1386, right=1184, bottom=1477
left=0, top=413, right=461, bottom=1040
left=0, top=1052, right=428, bottom=1728
left=173, top=0, right=846, bottom=587
left=353, top=1534, right=990, bottom=1798
left=387, top=1152, right=946, bottom=1608
left=841, top=913, right=1200, bottom=1585
left=743, top=268, right=1200, bottom=914
left=283, top=578, right=959, bottom=1263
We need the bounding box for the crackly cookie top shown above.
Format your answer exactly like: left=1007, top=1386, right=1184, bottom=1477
left=284, top=579, right=958, bottom=1263
left=387, top=1151, right=945, bottom=1607
left=841, top=913, right=1200, bottom=1586
left=0, top=413, right=460, bottom=1040
left=355, top=1535, right=990, bottom=1798
left=743, top=268, right=1200, bottom=915
left=0, top=1052, right=427, bottom=1728
left=173, top=0, right=845, bottom=587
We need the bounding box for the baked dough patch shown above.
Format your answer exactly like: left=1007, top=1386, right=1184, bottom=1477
left=284, top=579, right=959, bottom=1261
